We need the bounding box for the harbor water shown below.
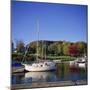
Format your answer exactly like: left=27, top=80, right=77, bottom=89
left=12, top=62, right=87, bottom=85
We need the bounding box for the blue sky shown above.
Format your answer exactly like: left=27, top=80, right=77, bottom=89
left=12, top=1, right=87, bottom=45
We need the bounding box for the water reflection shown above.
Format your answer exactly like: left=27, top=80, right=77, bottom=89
left=25, top=71, right=57, bottom=83
left=12, top=63, right=87, bottom=84
left=56, top=63, right=70, bottom=81
left=12, top=73, right=24, bottom=84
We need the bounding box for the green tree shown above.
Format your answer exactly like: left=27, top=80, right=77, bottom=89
left=48, top=42, right=63, bottom=56
left=57, top=42, right=63, bottom=55
left=62, top=42, right=70, bottom=55
left=48, top=43, right=58, bottom=55
left=28, top=42, right=37, bottom=54
left=16, top=40, right=25, bottom=53
left=12, top=41, right=14, bottom=52
left=76, top=42, right=87, bottom=56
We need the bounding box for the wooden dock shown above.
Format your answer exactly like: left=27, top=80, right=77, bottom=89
left=11, top=80, right=87, bottom=89
left=12, top=66, right=25, bottom=73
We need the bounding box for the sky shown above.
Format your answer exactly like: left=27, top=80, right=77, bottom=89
left=12, top=1, right=87, bottom=45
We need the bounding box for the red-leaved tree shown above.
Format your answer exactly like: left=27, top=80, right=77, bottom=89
left=68, top=44, right=78, bottom=56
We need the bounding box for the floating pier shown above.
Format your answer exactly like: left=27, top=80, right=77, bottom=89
left=12, top=80, right=87, bottom=89
left=12, top=66, right=25, bottom=73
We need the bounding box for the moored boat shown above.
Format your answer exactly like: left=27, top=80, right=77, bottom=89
left=22, top=21, right=56, bottom=71
left=69, top=56, right=87, bottom=68
left=23, top=60, right=56, bottom=71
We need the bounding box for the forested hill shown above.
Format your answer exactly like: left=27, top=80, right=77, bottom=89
left=12, top=40, right=87, bottom=57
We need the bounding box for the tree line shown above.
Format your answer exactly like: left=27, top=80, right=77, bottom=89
left=12, top=40, right=87, bottom=57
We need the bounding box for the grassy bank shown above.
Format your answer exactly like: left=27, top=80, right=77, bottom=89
left=47, top=56, right=76, bottom=61
left=12, top=53, right=77, bottom=62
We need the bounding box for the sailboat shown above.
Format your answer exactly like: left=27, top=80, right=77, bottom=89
left=22, top=21, right=56, bottom=71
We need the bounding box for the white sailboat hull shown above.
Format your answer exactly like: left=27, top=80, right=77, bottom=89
left=23, top=61, right=56, bottom=71
left=78, top=63, right=86, bottom=68
left=24, top=65, right=56, bottom=71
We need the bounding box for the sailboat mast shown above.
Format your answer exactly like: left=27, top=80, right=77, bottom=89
left=37, top=20, right=39, bottom=61
left=42, top=40, right=43, bottom=60
left=45, top=41, right=46, bottom=60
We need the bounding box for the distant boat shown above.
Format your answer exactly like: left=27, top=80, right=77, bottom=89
left=69, top=56, right=87, bottom=68
left=22, top=21, right=56, bottom=71
left=77, top=56, right=87, bottom=68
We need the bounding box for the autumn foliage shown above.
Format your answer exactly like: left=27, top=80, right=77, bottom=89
left=68, top=44, right=78, bottom=56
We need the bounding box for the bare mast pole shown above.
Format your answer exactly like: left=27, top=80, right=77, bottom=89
left=42, top=40, right=43, bottom=60
left=37, top=20, right=39, bottom=61
left=45, top=41, right=46, bottom=60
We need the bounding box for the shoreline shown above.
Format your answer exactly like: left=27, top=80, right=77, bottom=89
left=11, top=80, right=87, bottom=89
